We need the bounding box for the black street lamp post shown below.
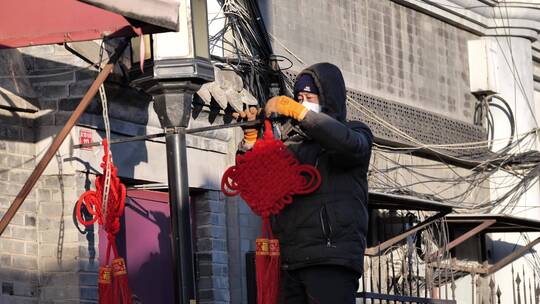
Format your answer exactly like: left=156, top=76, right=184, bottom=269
left=131, top=0, right=214, bottom=302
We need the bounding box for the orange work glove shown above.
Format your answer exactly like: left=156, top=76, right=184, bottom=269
left=264, top=96, right=308, bottom=121
left=233, top=107, right=259, bottom=145
left=243, top=129, right=258, bottom=145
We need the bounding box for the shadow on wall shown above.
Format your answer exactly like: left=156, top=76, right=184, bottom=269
left=9, top=42, right=156, bottom=182
left=489, top=239, right=533, bottom=264
left=0, top=47, right=39, bottom=111
left=72, top=165, right=102, bottom=266
left=103, top=194, right=174, bottom=304
left=0, top=42, right=158, bottom=186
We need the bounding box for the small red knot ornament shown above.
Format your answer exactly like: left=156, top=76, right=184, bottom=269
left=221, top=119, right=321, bottom=304
left=76, top=140, right=132, bottom=304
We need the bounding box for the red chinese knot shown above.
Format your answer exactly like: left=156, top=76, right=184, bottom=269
left=221, top=119, right=321, bottom=218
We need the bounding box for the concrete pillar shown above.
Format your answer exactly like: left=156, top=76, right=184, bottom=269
left=485, top=36, right=538, bottom=217
left=483, top=36, right=539, bottom=304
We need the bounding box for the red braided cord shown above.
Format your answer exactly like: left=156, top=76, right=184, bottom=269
left=76, top=140, right=126, bottom=264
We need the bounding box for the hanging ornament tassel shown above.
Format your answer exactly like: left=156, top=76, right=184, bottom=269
left=266, top=238, right=280, bottom=304
left=258, top=219, right=280, bottom=304
left=99, top=266, right=113, bottom=304
left=112, top=258, right=132, bottom=304
left=256, top=238, right=270, bottom=304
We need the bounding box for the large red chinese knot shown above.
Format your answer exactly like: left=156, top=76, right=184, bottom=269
left=221, top=119, right=321, bottom=218
left=221, top=119, right=321, bottom=304
left=76, top=140, right=131, bottom=304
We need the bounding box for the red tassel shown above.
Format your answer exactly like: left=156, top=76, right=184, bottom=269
left=266, top=239, right=280, bottom=304
left=99, top=266, right=113, bottom=304
left=112, top=258, right=132, bottom=304
left=255, top=237, right=280, bottom=304
left=256, top=238, right=270, bottom=304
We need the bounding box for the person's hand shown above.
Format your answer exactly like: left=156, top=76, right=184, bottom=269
left=233, top=107, right=259, bottom=145
left=264, top=96, right=308, bottom=121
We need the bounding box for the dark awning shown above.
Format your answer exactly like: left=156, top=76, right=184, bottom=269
left=369, top=191, right=454, bottom=213
left=365, top=192, right=453, bottom=256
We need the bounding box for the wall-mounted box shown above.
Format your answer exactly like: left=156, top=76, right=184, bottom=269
left=468, top=39, right=499, bottom=95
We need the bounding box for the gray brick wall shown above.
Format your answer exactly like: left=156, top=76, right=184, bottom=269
left=226, top=195, right=261, bottom=304
left=37, top=173, right=98, bottom=303
left=24, top=45, right=99, bottom=303
left=261, top=0, right=478, bottom=123
left=18, top=44, right=97, bottom=128
left=0, top=44, right=100, bottom=304
left=0, top=109, right=38, bottom=304
left=193, top=190, right=231, bottom=304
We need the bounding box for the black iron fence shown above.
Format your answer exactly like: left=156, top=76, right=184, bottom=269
left=245, top=234, right=540, bottom=304
left=357, top=246, right=457, bottom=304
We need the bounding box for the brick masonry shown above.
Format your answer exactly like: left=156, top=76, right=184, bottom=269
left=193, top=190, right=231, bottom=304
left=37, top=173, right=98, bottom=303
left=0, top=44, right=102, bottom=304
left=0, top=111, right=38, bottom=304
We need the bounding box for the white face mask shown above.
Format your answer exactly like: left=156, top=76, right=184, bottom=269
left=302, top=101, right=321, bottom=113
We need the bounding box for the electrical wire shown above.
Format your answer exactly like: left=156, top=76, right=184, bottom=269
left=271, top=32, right=540, bottom=214
left=210, top=0, right=281, bottom=104
left=223, top=2, right=540, bottom=284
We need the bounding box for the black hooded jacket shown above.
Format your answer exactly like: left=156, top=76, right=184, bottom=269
left=271, top=63, right=373, bottom=274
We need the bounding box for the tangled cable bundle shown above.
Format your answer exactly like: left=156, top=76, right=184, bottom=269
left=221, top=119, right=321, bottom=304
left=76, top=140, right=132, bottom=304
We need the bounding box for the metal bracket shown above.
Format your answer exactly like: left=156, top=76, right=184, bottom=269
left=426, top=219, right=497, bottom=262
left=365, top=210, right=449, bottom=256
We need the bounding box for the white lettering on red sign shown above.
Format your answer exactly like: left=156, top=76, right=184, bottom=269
left=79, top=129, right=93, bottom=150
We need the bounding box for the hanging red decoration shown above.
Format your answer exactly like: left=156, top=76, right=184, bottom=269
left=221, top=119, right=321, bottom=304
left=76, top=139, right=132, bottom=304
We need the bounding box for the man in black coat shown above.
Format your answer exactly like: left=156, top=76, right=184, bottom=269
left=238, top=62, right=373, bottom=303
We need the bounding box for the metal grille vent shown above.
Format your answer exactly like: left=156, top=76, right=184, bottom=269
left=346, top=89, right=486, bottom=147
left=284, top=70, right=487, bottom=158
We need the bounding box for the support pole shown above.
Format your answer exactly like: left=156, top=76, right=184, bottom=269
left=166, top=128, right=195, bottom=303
left=0, top=39, right=128, bottom=236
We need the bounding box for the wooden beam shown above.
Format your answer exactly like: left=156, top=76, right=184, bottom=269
left=0, top=39, right=128, bottom=236
left=365, top=211, right=448, bottom=256
left=427, top=219, right=496, bottom=261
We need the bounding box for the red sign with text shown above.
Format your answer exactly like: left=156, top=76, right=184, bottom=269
left=79, top=129, right=93, bottom=150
